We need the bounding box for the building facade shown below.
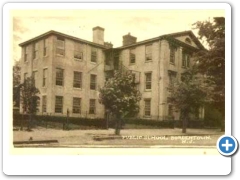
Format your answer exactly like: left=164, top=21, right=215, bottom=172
left=19, top=27, right=205, bottom=120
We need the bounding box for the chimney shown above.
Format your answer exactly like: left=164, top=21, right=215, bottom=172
left=104, top=42, right=113, bottom=49
left=122, top=33, right=137, bottom=46
left=93, top=26, right=104, bottom=45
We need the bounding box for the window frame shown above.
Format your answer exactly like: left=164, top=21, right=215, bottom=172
left=129, top=48, right=136, bottom=64
left=145, top=44, right=152, bottom=62
left=42, top=95, right=47, bottom=113
left=43, top=38, right=47, bottom=56
left=73, top=71, right=82, bottom=88
left=74, top=42, right=83, bottom=61
left=24, top=73, right=28, bottom=81
left=169, top=45, right=176, bottom=64
left=89, top=99, right=96, bottom=114
left=145, top=72, right=152, bottom=90
left=168, top=70, right=177, bottom=86
left=168, top=104, right=174, bottom=117
left=182, top=51, right=191, bottom=68
left=24, top=46, right=28, bottom=62
left=56, top=68, right=64, bottom=86
left=43, top=68, right=47, bottom=87
left=32, top=70, right=37, bottom=86
left=144, top=99, right=151, bottom=117
left=55, top=96, right=63, bottom=113
left=91, top=47, right=97, bottom=63
left=90, top=74, right=97, bottom=90
left=33, top=42, right=38, bottom=59
left=56, top=37, right=65, bottom=56
left=72, top=97, right=81, bottom=114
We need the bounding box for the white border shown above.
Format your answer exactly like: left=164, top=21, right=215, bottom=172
left=2, top=3, right=232, bottom=175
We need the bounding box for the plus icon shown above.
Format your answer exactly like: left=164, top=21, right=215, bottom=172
left=217, top=135, right=238, bottom=156
left=222, top=139, right=233, bottom=151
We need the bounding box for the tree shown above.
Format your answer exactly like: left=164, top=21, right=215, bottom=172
left=99, top=71, right=141, bottom=135
left=20, top=76, right=40, bottom=130
left=168, top=69, right=207, bottom=133
left=13, top=61, right=21, bottom=107
left=193, top=17, right=225, bottom=131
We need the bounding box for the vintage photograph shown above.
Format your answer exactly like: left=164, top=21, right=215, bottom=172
left=12, top=9, right=225, bottom=149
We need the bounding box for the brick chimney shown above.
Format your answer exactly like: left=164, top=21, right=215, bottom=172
left=93, top=26, right=104, bottom=45
left=122, top=33, right=137, bottom=46
left=104, top=42, right=113, bottom=49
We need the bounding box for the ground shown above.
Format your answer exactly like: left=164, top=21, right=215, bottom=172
left=13, top=127, right=224, bottom=148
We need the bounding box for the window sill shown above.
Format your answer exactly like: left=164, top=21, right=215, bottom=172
left=43, top=55, right=49, bottom=58
left=144, top=89, right=152, bottom=92
left=74, top=58, right=83, bottom=61
left=56, top=54, right=65, bottom=57
left=143, top=116, right=152, bottom=119
left=73, top=87, right=82, bottom=90
left=56, top=85, right=64, bottom=87
left=129, top=63, right=136, bottom=66
left=42, top=86, right=47, bottom=88
left=90, top=61, right=97, bottom=65
left=170, top=62, right=175, bottom=65
left=145, top=60, right=153, bottom=63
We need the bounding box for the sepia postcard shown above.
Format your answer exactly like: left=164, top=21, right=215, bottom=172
left=3, top=2, right=232, bottom=175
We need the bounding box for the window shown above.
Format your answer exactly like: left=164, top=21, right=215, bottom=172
left=105, top=53, right=111, bottom=65
left=145, top=45, right=152, bottom=61
left=90, top=74, right=97, bottom=90
left=24, top=73, right=28, bottom=81
left=182, top=52, right=190, bottom=68
left=43, top=68, right=47, bottom=87
left=130, top=48, right=136, bottom=64
left=24, top=46, right=28, bottom=62
left=145, top=72, right=152, bottom=90
left=89, top=99, right=96, bottom=114
left=56, top=37, right=65, bottom=56
left=56, top=68, right=64, bottom=86
left=168, top=105, right=174, bottom=117
left=73, top=71, right=82, bottom=88
left=43, top=39, right=47, bottom=56
left=186, top=55, right=190, bottom=67
left=33, top=42, right=38, bottom=59
left=168, top=71, right=177, bottom=86
left=170, top=45, right=176, bottom=64
left=32, top=71, right=37, bottom=86
left=74, top=42, right=83, bottom=60
left=42, top=96, right=47, bottom=113
left=144, top=99, right=151, bottom=116
left=91, top=47, right=97, bottom=62
left=73, top=97, right=81, bottom=114
left=132, top=73, right=136, bottom=83
left=55, top=96, right=63, bottom=113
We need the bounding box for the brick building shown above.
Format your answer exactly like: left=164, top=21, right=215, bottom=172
left=19, top=26, right=205, bottom=120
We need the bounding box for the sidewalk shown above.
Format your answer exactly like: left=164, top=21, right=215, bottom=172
left=13, top=127, right=224, bottom=147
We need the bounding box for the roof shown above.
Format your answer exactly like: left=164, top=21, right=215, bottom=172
left=115, top=30, right=205, bottom=51
left=19, top=30, right=205, bottom=51
left=19, top=30, right=107, bottom=49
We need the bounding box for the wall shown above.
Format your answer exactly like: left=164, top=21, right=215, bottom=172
left=51, top=35, right=105, bottom=118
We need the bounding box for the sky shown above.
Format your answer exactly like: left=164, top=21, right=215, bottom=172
left=12, top=9, right=225, bottom=62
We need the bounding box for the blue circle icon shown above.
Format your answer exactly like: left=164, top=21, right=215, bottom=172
left=217, top=135, right=238, bottom=156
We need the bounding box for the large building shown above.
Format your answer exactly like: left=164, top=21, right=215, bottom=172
left=19, top=26, right=205, bottom=120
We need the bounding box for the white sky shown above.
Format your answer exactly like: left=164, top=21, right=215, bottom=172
left=12, top=9, right=225, bottom=62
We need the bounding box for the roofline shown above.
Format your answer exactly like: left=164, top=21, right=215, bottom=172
left=19, top=30, right=107, bottom=49
left=114, top=30, right=205, bottom=50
